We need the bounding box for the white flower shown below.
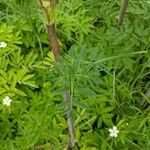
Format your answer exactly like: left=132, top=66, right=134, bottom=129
left=2, top=96, right=12, bottom=106
left=0, top=41, right=7, bottom=48
left=109, top=126, right=119, bottom=137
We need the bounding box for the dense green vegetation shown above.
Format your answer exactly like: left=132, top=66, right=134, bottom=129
left=0, top=0, right=150, bottom=149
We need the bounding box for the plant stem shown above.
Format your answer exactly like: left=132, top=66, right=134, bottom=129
left=118, top=0, right=129, bottom=25
left=64, top=93, right=75, bottom=149
left=38, top=0, right=75, bottom=148
left=38, top=0, right=50, bottom=23
left=49, top=0, right=56, bottom=10
left=38, top=0, right=60, bottom=59
left=46, top=23, right=60, bottom=59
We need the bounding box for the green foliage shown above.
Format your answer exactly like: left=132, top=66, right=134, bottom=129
left=56, top=0, right=93, bottom=44
left=0, top=0, right=150, bottom=149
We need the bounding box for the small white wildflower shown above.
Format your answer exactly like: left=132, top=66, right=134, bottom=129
left=126, top=123, right=129, bottom=126
left=2, top=96, right=12, bottom=106
left=109, top=126, right=119, bottom=137
left=0, top=41, right=7, bottom=48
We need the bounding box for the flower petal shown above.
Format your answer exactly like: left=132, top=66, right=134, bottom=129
left=109, top=129, right=113, bottom=132
left=113, top=133, right=118, bottom=137
left=115, top=130, right=119, bottom=133
left=113, top=126, right=117, bottom=130
left=110, top=132, right=114, bottom=137
left=7, top=96, right=10, bottom=100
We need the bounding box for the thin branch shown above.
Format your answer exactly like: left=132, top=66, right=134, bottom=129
left=118, top=0, right=129, bottom=25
